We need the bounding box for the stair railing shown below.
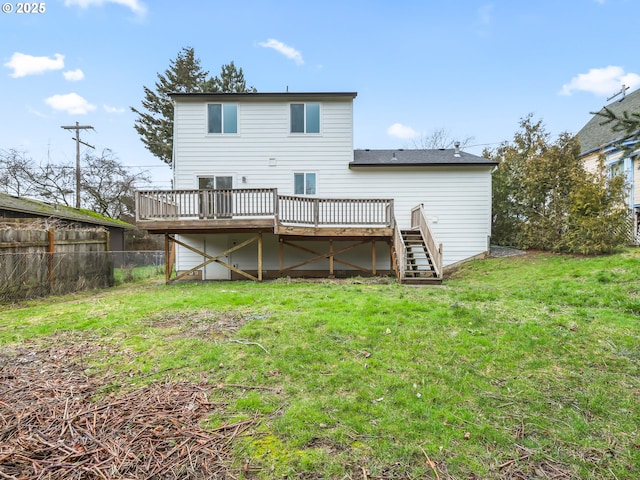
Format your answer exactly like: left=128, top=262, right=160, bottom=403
left=392, top=222, right=406, bottom=280
left=410, top=204, right=443, bottom=279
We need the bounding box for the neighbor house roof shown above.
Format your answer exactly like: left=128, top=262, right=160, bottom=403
left=350, top=149, right=497, bottom=167
left=0, top=193, right=134, bottom=229
left=577, top=87, right=640, bottom=156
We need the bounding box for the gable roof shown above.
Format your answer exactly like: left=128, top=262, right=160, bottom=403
left=350, top=149, right=497, bottom=167
left=576, top=87, right=640, bottom=155
left=0, top=193, right=134, bottom=229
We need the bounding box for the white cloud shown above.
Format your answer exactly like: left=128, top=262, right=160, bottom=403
left=476, top=3, right=493, bottom=36
left=63, top=69, right=85, bottom=81
left=5, top=53, right=64, bottom=78
left=44, top=93, right=96, bottom=115
left=27, top=106, right=47, bottom=118
left=64, top=0, right=147, bottom=16
left=258, top=39, right=304, bottom=65
left=477, top=3, right=493, bottom=26
left=559, top=66, right=640, bottom=97
left=104, top=104, right=125, bottom=113
left=387, top=123, right=417, bottom=140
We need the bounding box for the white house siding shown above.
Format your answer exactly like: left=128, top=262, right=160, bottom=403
left=344, top=166, right=493, bottom=267
left=582, top=152, right=600, bottom=174
left=171, top=95, right=492, bottom=278
left=175, top=164, right=492, bottom=278
left=172, top=96, right=354, bottom=192
left=172, top=95, right=360, bottom=279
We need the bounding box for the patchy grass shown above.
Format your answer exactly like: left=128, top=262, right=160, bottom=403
left=113, top=264, right=164, bottom=285
left=1, top=250, right=639, bottom=479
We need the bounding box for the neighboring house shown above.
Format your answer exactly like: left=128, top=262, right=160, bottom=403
left=0, top=192, right=134, bottom=250
left=135, top=92, right=497, bottom=283
left=577, top=87, right=640, bottom=239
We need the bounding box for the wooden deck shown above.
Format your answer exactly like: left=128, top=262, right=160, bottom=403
left=136, top=188, right=394, bottom=235
left=135, top=189, right=441, bottom=283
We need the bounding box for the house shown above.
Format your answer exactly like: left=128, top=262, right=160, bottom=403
left=577, top=87, right=640, bottom=238
left=135, top=92, right=497, bottom=283
left=0, top=192, right=134, bottom=250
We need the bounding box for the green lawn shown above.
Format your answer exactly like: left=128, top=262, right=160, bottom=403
left=2, top=250, right=639, bottom=479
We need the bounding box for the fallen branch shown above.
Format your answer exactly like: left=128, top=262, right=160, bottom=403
left=419, top=446, right=440, bottom=480
left=226, top=338, right=270, bottom=354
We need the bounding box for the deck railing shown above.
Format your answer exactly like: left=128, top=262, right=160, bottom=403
left=136, top=189, right=394, bottom=227
left=392, top=223, right=406, bottom=279
left=278, top=196, right=393, bottom=226
left=411, top=204, right=443, bottom=278
left=136, top=189, right=277, bottom=221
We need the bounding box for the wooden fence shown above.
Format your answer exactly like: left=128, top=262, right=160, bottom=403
left=0, top=220, right=114, bottom=303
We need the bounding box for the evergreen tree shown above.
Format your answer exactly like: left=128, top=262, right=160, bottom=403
left=488, top=115, right=630, bottom=254
left=595, top=107, right=640, bottom=154
left=201, top=61, right=256, bottom=93
left=487, top=115, right=549, bottom=246
left=132, top=51, right=256, bottom=168
left=131, top=47, right=209, bottom=168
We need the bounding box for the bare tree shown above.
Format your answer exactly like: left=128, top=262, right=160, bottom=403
left=0, top=149, right=40, bottom=197
left=0, top=149, right=75, bottom=203
left=0, top=148, right=150, bottom=219
left=30, top=162, right=76, bottom=205
left=411, top=128, right=475, bottom=150
left=81, top=149, right=150, bottom=219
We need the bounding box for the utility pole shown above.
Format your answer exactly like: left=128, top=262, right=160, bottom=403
left=61, top=122, right=94, bottom=209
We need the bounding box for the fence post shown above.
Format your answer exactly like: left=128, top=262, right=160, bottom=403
left=47, top=228, right=55, bottom=292
left=135, top=191, right=140, bottom=222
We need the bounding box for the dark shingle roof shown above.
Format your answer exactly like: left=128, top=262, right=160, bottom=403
left=577, top=88, right=640, bottom=155
left=0, top=193, right=134, bottom=229
left=171, top=92, right=357, bottom=101
left=350, top=149, right=497, bottom=167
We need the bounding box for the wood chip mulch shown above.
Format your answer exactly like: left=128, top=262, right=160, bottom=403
left=0, top=344, right=257, bottom=479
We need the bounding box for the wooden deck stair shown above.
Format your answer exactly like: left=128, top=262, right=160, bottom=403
left=400, top=229, right=441, bottom=284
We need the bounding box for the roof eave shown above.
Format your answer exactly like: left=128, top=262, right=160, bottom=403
left=170, top=92, right=358, bottom=100
left=349, top=161, right=498, bottom=168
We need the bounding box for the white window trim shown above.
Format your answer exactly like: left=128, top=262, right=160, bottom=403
left=293, top=171, right=318, bottom=196
left=289, top=102, right=321, bottom=135
left=196, top=174, right=236, bottom=189
left=205, top=103, right=239, bottom=135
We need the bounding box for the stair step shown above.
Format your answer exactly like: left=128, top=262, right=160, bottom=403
left=397, top=229, right=440, bottom=284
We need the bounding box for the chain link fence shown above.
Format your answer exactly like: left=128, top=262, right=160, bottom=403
left=0, top=251, right=165, bottom=304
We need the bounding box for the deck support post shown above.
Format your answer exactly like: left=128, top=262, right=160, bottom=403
left=164, top=234, right=171, bottom=284
left=328, top=239, right=334, bottom=278
left=372, top=239, right=376, bottom=275
left=258, top=232, right=263, bottom=281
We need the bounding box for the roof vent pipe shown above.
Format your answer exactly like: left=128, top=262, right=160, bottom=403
left=454, top=141, right=461, bottom=157
left=391, top=152, right=397, bottom=161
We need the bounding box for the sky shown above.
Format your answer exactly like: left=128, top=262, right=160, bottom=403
left=1, top=0, right=639, bottom=189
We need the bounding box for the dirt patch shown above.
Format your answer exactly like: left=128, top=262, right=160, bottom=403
left=490, top=246, right=528, bottom=258
left=0, top=343, right=258, bottom=479
left=147, top=308, right=267, bottom=340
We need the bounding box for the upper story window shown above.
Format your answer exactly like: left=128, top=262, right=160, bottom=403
left=290, top=103, right=320, bottom=134
left=294, top=172, right=316, bottom=195
left=207, top=103, right=238, bottom=134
